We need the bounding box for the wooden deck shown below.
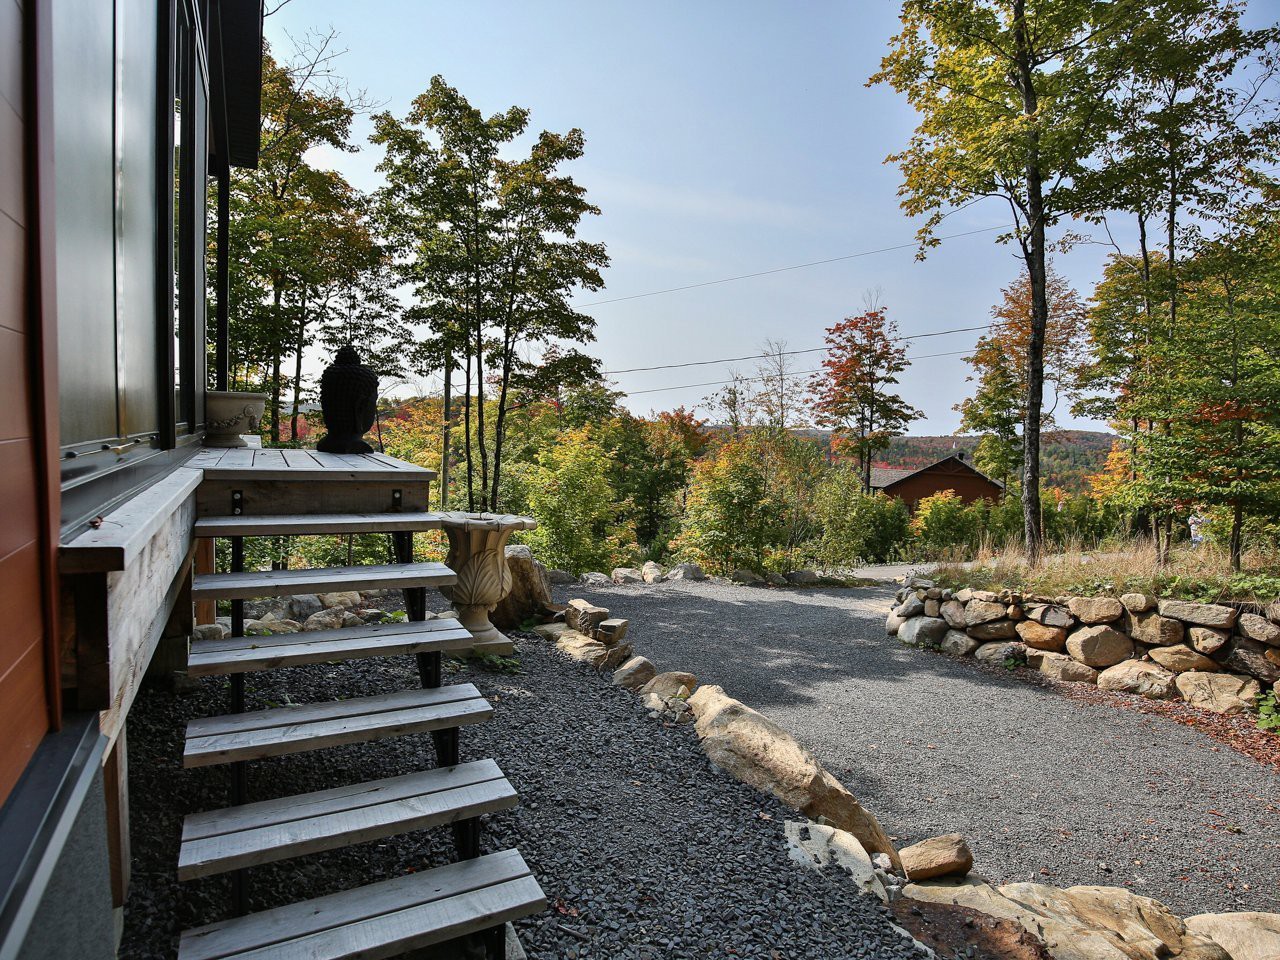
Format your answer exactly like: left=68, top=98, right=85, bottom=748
left=189, top=447, right=435, bottom=481
left=191, top=448, right=437, bottom=516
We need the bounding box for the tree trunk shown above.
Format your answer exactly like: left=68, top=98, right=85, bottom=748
left=463, top=347, right=474, bottom=512
left=1230, top=498, right=1243, bottom=573
left=440, top=351, right=452, bottom=510
left=1014, top=0, right=1046, bottom=563
left=489, top=337, right=513, bottom=512
left=289, top=289, right=307, bottom=442
left=473, top=314, right=489, bottom=511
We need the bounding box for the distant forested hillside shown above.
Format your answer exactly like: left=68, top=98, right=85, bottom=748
left=879, top=431, right=1114, bottom=492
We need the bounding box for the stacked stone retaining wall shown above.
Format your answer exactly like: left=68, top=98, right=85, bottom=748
left=888, top=578, right=1279, bottom=713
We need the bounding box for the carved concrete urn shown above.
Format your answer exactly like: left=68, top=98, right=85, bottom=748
left=438, top=512, right=538, bottom=649
left=204, top=390, right=268, bottom=447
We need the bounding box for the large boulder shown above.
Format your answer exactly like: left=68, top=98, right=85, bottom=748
left=640, top=560, right=665, bottom=583
left=1126, top=611, right=1185, bottom=647
left=316, top=590, right=362, bottom=610
left=885, top=611, right=906, bottom=636
left=1097, top=660, right=1177, bottom=699
left=581, top=571, right=612, bottom=586
left=1188, top=626, right=1230, bottom=655
left=905, top=879, right=1228, bottom=960
left=731, top=568, right=765, bottom=585
left=1025, top=604, right=1074, bottom=629
left=968, top=619, right=1019, bottom=641
left=289, top=594, right=324, bottom=621
left=1066, top=626, right=1134, bottom=668
left=547, top=568, right=578, bottom=585
left=785, top=569, right=821, bottom=585
left=965, top=600, right=1009, bottom=627
left=1120, top=593, right=1156, bottom=614
left=688, top=685, right=900, bottom=870
left=975, top=641, right=1025, bottom=664
left=900, top=834, right=973, bottom=882
left=940, top=630, right=980, bottom=657
left=1027, top=650, right=1099, bottom=684
left=640, top=671, right=698, bottom=699
left=900, top=616, right=948, bottom=647
left=940, top=599, right=968, bottom=629
left=665, top=562, right=706, bottom=581
left=1146, top=644, right=1219, bottom=674
left=490, top=545, right=553, bottom=630
left=1175, top=673, right=1261, bottom=715
left=611, top=567, right=644, bottom=584
left=1067, top=596, right=1124, bottom=625
left=565, top=599, right=609, bottom=635
left=303, top=607, right=346, bottom=632
left=1185, top=912, right=1280, bottom=960
left=1238, top=612, right=1280, bottom=647
left=555, top=629, right=611, bottom=668
left=785, top=821, right=887, bottom=903
left=612, top=655, right=657, bottom=690
left=1156, top=599, right=1237, bottom=629
left=1017, top=620, right=1068, bottom=652
left=1218, top=636, right=1280, bottom=685
left=898, top=594, right=926, bottom=618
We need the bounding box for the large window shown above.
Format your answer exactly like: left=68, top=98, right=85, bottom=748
left=54, top=0, right=210, bottom=531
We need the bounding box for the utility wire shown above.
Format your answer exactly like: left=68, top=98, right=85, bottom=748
left=576, top=224, right=1012, bottom=308
left=603, top=324, right=990, bottom=375
left=623, top=348, right=974, bottom=398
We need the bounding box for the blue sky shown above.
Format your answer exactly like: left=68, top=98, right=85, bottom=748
left=265, top=0, right=1273, bottom=434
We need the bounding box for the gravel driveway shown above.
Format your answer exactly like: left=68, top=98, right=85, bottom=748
left=557, top=579, right=1280, bottom=918
left=119, top=619, right=924, bottom=960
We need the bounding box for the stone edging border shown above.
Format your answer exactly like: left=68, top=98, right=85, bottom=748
left=529, top=592, right=1280, bottom=960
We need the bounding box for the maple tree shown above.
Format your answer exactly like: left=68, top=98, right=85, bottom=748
left=957, top=266, right=1087, bottom=488
left=810, top=308, right=922, bottom=493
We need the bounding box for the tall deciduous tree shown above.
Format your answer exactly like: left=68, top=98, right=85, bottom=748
left=372, top=76, right=608, bottom=512
left=957, top=265, right=1086, bottom=488
left=809, top=308, right=921, bottom=493
left=753, top=340, right=808, bottom=431
left=225, top=37, right=377, bottom=442
left=871, top=0, right=1121, bottom=559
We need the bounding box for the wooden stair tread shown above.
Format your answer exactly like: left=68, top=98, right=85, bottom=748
left=178, top=849, right=545, bottom=960
left=188, top=619, right=474, bottom=676
left=192, top=562, right=456, bottom=601
left=178, top=759, right=516, bottom=880
left=195, top=513, right=446, bottom=537
left=183, top=685, right=491, bottom=768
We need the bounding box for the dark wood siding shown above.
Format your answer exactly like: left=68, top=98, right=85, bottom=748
left=883, top=462, right=1004, bottom=512
left=0, top=0, right=53, bottom=807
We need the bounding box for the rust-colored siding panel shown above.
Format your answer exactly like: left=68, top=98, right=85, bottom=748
left=0, top=541, right=43, bottom=687
left=0, top=212, right=24, bottom=334
left=0, top=0, right=50, bottom=808
left=0, top=439, right=39, bottom=557
left=0, top=643, right=49, bottom=803
left=0, top=328, right=32, bottom=440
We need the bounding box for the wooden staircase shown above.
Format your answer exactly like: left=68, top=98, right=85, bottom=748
left=177, top=509, right=544, bottom=959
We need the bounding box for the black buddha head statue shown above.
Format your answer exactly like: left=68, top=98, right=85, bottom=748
left=316, top=345, right=379, bottom=454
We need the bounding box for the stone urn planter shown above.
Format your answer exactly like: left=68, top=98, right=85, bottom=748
left=204, top=391, right=268, bottom=447
left=438, top=512, right=539, bottom=651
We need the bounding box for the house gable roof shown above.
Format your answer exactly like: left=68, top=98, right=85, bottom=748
left=870, top=454, right=1004, bottom=492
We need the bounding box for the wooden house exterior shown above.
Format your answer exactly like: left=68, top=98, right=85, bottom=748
left=870, top=453, right=1004, bottom=512
left=0, top=2, right=263, bottom=956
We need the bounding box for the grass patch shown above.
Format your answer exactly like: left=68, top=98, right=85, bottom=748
left=933, top=537, right=1280, bottom=605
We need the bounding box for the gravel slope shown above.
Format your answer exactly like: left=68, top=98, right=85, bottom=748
left=119, top=622, right=924, bottom=960
left=556, top=579, right=1280, bottom=917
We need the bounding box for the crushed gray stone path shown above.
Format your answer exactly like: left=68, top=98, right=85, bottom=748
left=556, top=578, right=1280, bottom=918
left=119, top=612, right=925, bottom=960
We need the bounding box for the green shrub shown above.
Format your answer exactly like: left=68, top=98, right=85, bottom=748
left=909, top=490, right=980, bottom=559
left=1258, top=690, right=1280, bottom=734
left=523, top=426, right=635, bottom=573
left=812, top=469, right=910, bottom=566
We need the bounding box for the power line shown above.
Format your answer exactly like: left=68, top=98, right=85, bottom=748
left=602, top=324, right=990, bottom=375
left=576, top=224, right=1012, bottom=308
left=622, top=348, right=974, bottom=398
